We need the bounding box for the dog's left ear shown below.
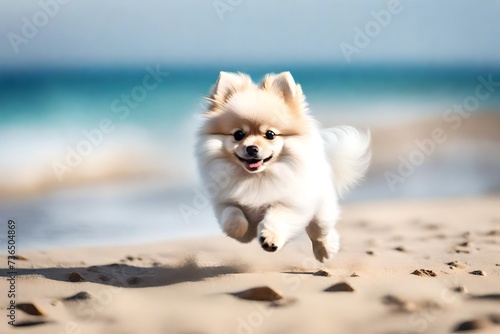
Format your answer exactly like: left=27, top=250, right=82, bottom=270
left=260, top=72, right=306, bottom=113
left=205, top=72, right=252, bottom=113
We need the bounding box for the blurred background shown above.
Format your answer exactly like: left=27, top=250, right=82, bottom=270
left=0, top=0, right=499, bottom=250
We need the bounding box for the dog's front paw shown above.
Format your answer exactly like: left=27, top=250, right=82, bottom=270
left=259, top=228, right=281, bottom=252
left=221, top=207, right=249, bottom=240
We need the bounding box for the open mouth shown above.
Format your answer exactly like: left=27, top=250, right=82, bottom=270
left=235, top=154, right=273, bottom=172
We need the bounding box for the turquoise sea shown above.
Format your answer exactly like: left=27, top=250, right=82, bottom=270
left=1, top=64, right=500, bottom=250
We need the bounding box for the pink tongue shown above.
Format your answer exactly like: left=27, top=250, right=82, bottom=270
left=247, top=160, right=263, bottom=169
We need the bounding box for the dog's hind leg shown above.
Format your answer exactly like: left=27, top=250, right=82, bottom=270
left=306, top=218, right=340, bottom=262
left=306, top=191, right=341, bottom=262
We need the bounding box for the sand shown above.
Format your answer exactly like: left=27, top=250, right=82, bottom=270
left=1, top=196, right=499, bottom=334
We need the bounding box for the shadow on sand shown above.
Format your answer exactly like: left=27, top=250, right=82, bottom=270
left=0, top=258, right=245, bottom=288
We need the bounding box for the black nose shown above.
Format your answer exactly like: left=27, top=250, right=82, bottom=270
left=246, top=145, right=259, bottom=157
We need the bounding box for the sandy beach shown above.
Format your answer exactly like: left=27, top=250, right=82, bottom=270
left=1, top=196, right=499, bottom=334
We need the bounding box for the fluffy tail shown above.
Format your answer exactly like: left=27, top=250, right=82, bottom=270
left=321, top=126, right=371, bottom=196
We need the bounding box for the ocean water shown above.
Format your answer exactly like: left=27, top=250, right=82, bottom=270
left=1, top=64, right=500, bottom=250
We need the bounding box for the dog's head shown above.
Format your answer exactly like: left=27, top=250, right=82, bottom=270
left=199, top=71, right=311, bottom=173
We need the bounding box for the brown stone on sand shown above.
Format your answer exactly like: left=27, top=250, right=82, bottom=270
left=453, top=318, right=490, bottom=332
left=366, top=250, right=375, bottom=255
left=469, top=270, right=486, bottom=276
left=324, top=282, right=355, bottom=292
left=453, top=286, right=468, bottom=294
left=350, top=272, right=360, bottom=277
left=233, top=286, right=283, bottom=301
left=394, top=246, right=406, bottom=252
left=13, top=254, right=28, bottom=261
left=68, top=271, right=85, bottom=282
left=313, top=270, right=331, bottom=277
left=411, top=269, right=437, bottom=277
left=16, top=303, right=45, bottom=316
left=446, top=261, right=466, bottom=269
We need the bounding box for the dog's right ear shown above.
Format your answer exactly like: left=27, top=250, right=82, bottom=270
left=260, top=72, right=307, bottom=115
left=205, top=72, right=251, bottom=113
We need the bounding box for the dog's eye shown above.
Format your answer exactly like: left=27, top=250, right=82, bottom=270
left=265, top=130, right=275, bottom=140
left=233, top=130, right=245, bottom=141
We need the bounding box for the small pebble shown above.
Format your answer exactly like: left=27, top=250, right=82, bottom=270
left=469, top=270, right=486, bottom=276
left=394, top=246, right=406, bottom=252
left=411, top=269, right=436, bottom=277
left=68, top=272, right=85, bottom=282
left=350, top=272, right=360, bottom=277
left=366, top=250, right=375, bottom=255
left=16, top=303, right=44, bottom=316
left=313, top=270, right=331, bottom=277
left=453, top=286, right=468, bottom=294
left=324, top=282, right=355, bottom=292
left=126, top=256, right=134, bottom=261
left=446, top=261, right=466, bottom=269
left=13, top=255, right=28, bottom=261
left=233, top=286, right=283, bottom=301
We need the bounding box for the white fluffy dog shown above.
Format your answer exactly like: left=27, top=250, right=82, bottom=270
left=195, top=71, right=370, bottom=262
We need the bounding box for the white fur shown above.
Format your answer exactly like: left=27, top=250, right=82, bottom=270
left=195, top=72, right=371, bottom=262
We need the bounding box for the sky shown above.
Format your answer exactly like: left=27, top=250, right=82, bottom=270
left=0, top=0, right=499, bottom=67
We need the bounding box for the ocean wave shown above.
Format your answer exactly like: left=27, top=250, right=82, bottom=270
left=0, top=124, right=197, bottom=200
